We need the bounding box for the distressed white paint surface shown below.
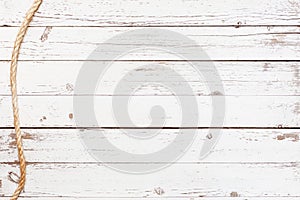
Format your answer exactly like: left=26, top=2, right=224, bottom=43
left=1, top=130, right=300, bottom=163
left=6, top=196, right=298, bottom=200
left=7, top=199, right=300, bottom=200
left=0, top=96, right=298, bottom=127
left=6, top=199, right=300, bottom=200
left=1, top=163, right=300, bottom=198
left=1, top=0, right=300, bottom=26
left=1, top=0, right=300, bottom=199
left=1, top=27, right=300, bottom=60
left=0, top=61, right=299, bottom=96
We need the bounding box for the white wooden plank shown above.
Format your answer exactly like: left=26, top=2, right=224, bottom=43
left=5, top=198, right=299, bottom=200
left=1, top=129, right=300, bottom=163
left=1, top=27, right=300, bottom=61
left=0, top=163, right=299, bottom=197
left=0, top=61, right=299, bottom=96
left=1, top=0, right=300, bottom=26
left=0, top=96, right=298, bottom=127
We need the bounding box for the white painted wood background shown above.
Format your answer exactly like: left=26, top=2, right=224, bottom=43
left=1, top=0, right=300, bottom=199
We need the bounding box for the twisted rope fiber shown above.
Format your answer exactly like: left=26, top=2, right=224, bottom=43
left=10, top=0, right=43, bottom=199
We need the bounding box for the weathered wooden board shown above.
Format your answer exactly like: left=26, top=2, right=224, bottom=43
left=1, top=27, right=300, bottom=61
left=7, top=198, right=300, bottom=200
left=1, top=129, right=299, bottom=163
left=0, top=61, right=299, bottom=96
left=1, top=0, right=300, bottom=26
left=0, top=96, right=299, bottom=127
left=1, top=0, right=299, bottom=199
left=0, top=163, right=299, bottom=198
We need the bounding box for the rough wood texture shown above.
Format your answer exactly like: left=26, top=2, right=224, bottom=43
left=0, top=61, right=299, bottom=96
left=1, top=0, right=300, bottom=199
left=1, top=0, right=300, bottom=26
left=1, top=27, right=300, bottom=61
left=1, top=163, right=300, bottom=198
left=0, top=129, right=299, bottom=163
left=0, top=96, right=299, bottom=127
left=5, top=199, right=300, bottom=200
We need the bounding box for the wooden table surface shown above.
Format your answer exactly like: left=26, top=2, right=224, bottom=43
left=1, top=0, right=300, bottom=199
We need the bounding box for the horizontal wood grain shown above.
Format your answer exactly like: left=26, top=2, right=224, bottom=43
left=3, top=198, right=299, bottom=200
left=0, top=163, right=299, bottom=197
left=1, top=129, right=299, bottom=163
left=2, top=1, right=299, bottom=199
left=0, top=61, right=299, bottom=96
left=0, top=96, right=299, bottom=127
left=1, top=0, right=300, bottom=26
left=1, top=27, right=300, bottom=61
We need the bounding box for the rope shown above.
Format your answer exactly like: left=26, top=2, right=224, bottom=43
left=10, top=0, right=43, bottom=199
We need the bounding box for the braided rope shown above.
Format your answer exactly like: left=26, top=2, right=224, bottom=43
left=10, top=0, right=43, bottom=199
